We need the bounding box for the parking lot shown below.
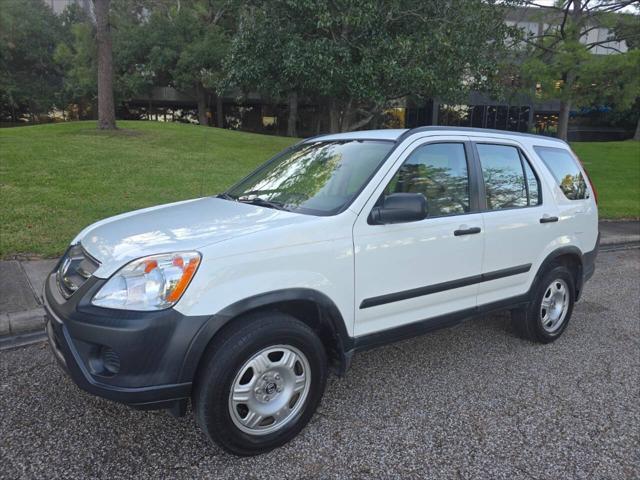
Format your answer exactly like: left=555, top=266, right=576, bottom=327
left=1, top=247, right=638, bottom=479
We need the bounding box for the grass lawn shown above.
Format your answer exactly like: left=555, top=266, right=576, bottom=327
left=0, top=121, right=638, bottom=258
left=571, top=140, right=640, bottom=220
left=0, top=121, right=295, bottom=258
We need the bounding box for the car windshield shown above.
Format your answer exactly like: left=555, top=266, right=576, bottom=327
left=225, top=140, right=394, bottom=215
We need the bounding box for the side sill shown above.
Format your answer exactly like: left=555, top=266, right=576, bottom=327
left=348, top=294, right=530, bottom=353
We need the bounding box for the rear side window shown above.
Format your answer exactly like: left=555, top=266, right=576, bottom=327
left=384, top=142, right=470, bottom=217
left=534, top=146, right=588, bottom=200
left=476, top=144, right=539, bottom=210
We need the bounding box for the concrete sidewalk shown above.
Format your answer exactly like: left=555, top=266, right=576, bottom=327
left=0, top=259, right=57, bottom=338
left=1, top=220, right=638, bottom=340
left=599, top=220, right=640, bottom=245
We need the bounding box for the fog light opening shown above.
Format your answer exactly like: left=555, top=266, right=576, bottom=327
left=101, top=347, right=121, bottom=375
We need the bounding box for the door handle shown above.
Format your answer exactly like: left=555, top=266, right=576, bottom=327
left=539, top=215, right=559, bottom=224
left=454, top=227, right=481, bottom=236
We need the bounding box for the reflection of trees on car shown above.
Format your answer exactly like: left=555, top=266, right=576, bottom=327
left=482, top=167, right=528, bottom=210
left=229, top=140, right=397, bottom=214
left=387, top=164, right=470, bottom=217
left=243, top=144, right=340, bottom=207
left=560, top=173, right=586, bottom=200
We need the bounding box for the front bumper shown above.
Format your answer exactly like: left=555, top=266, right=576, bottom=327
left=44, top=270, right=210, bottom=409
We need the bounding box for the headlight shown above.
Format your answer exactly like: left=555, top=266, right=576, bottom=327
left=92, top=251, right=201, bottom=311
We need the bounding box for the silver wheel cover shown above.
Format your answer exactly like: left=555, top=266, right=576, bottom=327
left=540, top=278, right=570, bottom=333
left=228, top=345, right=311, bottom=436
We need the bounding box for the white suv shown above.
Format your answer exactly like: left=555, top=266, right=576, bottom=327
left=44, top=127, right=599, bottom=455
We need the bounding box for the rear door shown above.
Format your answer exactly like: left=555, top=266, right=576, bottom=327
left=471, top=139, right=558, bottom=306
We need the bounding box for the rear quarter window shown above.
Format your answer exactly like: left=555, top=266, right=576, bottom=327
left=534, top=146, right=588, bottom=200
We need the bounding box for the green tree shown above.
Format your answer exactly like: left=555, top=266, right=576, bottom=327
left=54, top=4, right=97, bottom=120
left=516, top=1, right=640, bottom=140
left=614, top=9, right=640, bottom=140
left=225, top=0, right=516, bottom=135
left=140, top=0, right=233, bottom=126
left=0, top=0, right=63, bottom=122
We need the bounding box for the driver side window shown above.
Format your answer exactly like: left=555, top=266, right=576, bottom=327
left=384, top=143, right=470, bottom=217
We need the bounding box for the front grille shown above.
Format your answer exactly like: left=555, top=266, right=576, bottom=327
left=57, top=244, right=100, bottom=298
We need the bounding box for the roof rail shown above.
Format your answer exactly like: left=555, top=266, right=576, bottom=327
left=400, top=126, right=567, bottom=144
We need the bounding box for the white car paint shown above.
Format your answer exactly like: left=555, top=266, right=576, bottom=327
left=79, top=197, right=324, bottom=278
left=71, top=128, right=598, bottom=340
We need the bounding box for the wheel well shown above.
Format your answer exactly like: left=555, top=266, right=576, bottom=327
left=268, top=300, right=344, bottom=368
left=551, top=253, right=583, bottom=295
left=193, top=299, right=348, bottom=381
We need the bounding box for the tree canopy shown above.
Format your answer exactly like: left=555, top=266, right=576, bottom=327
left=0, top=0, right=638, bottom=138
left=514, top=0, right=640, bottom=139
left=0, top=0, right=64, bottom=122
left=225, top=0, right=517, bottom=133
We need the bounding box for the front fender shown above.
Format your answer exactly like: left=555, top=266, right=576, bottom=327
left=177, top=288, right=352, bottom=383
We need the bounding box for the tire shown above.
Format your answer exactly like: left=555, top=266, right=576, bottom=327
left=512, top=263, right=576, bottom=344
left=192, top=311, right=327, bottom=456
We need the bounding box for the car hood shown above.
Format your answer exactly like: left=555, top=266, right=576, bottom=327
left=74, top=197, right=315, bottom=278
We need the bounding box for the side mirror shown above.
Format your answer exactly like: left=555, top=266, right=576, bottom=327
left=369, top=193, right=427, bottom=225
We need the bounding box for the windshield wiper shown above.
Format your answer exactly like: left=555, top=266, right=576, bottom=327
left=216, top=192, right=236, bottom=201
left=237, top=196, right=290, bottom=211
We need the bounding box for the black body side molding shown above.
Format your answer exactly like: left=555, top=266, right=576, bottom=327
left=360, top=264, right=531, bottom=309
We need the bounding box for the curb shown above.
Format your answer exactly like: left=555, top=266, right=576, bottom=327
left=0, top=307, right=45, bottom=337
left=600, top=237, right=640, bottom=246
left=0, top=330, right=47, bottom=351
left=599, top=241, right=640, bottom=252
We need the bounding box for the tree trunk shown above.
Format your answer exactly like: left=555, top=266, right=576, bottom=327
left=340, top=99, right=353, bottom=132
left=347, top=112, right=375, bottom=132
left=431, top=100, right=439, bottom=126
left=557, top=100, right=571, bottom=141
left=94, top=0, right=116, bottom=129
left=329, top=98, right=341, bottom=133
left=634, top=115, right=640, bottom=141
left=196, top=83, right=208, bottom=126
left=287, top=91, right=298, bottom=137
left=315, top=105, right=322, bottom=135
left=216, top=95, right=224, bottom=128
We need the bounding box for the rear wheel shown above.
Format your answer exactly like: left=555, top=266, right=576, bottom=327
left=512, top=264, right=576, bottom=343
left=193, top=312, right=327, bottom=456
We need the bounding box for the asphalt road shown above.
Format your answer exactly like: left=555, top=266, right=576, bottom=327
left=1, top=248, right=639, bottom=480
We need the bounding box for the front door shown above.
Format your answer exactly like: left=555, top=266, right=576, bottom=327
left=353, top=138, right=484, bottom=337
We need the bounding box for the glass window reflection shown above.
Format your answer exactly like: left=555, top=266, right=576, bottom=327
left=384, top=143, right=470, bottom=217
left=477, top=144, right=528, bottom=210
left=227, top=140, right=393, bottom=216
left=534, top=146, right=588, bottom=200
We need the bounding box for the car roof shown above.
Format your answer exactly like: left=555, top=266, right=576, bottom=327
left=312, top=126, right=567, bottom=145
left=310, top=129, right=408, bottom=142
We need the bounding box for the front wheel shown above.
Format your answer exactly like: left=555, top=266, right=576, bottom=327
left=193, top=312, right=327, bottom=456
left=512, top=264, right=576, bottom=343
